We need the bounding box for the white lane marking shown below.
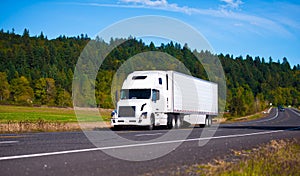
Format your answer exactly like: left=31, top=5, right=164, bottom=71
left=267, top=107, right=272, bottom=113
left=255, top=108, right=278, bottom=123
left=0, top=141, right=19, bottom=144
left=1, top=126, right=300, bottom=161
left=241, top=108, right=278, bottom=124
left=291, top=108, right=300, bottom=116
left=135, top=133, right=163, bottom=137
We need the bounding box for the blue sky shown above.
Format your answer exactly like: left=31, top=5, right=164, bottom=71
left=1, top=0, right=299, bottom=66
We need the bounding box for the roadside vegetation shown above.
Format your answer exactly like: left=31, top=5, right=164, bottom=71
left=0, top=105, right=76, bottom=123
left=222, top=111, right=266, bottom=123
left=0, top=105, right=111, bottom=123
left=186, top=139, right=300, bottom=176
left=0, top=105, right=111, bottom=133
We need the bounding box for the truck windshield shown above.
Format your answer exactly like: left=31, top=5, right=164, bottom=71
left=120, top=89, right=151, bottom=99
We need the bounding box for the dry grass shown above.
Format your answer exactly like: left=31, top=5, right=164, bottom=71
left=186, top=139, right=300, bottom=176
left=0, top=121, right=111, bottom=133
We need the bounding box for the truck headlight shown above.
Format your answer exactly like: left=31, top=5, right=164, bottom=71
left=140, top=112, right=148, bottom=119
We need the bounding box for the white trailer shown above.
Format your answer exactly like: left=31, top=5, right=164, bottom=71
left=111, top=70, right=218, bottom=130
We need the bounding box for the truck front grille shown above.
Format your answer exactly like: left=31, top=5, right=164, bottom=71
left=118, top=106, right=136, bottom=117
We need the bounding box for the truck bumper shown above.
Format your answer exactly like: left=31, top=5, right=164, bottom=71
left=111, top=118, right=149, bottom=127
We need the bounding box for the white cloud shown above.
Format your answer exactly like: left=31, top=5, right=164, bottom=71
left=118, top=0, right=197, bottom=14
left=233, top=23, right=243, bottom=27
left=220, top=0, right=243, bottom=9
left=76, top=0, right=294, bottom=37
left=121, top=0, right=168, bottom=7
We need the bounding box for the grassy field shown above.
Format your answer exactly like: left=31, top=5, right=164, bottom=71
left=186, top=139, right=300, bottom=176
left=0, top=105, right=111, bottom=123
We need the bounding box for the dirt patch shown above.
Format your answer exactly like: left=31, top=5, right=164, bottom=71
left=0, top=121, right=111, bottom=133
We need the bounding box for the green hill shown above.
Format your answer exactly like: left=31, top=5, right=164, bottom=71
left=0, top=29, right=299, bottom=117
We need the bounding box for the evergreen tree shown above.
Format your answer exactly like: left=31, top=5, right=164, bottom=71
left=0, top=72, right=10, bottom=101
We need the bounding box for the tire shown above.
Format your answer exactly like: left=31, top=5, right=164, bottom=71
left=199, top=124, right=205, bottom=128
left=200, top=116, right=212, bottom=128
left=112, top=125, right=121, bottom=131
left=167, top=114, right=174, bottom=129
left=167, top=114, right=182, bottom=129
left=176, top=116, right=182, bottom=129
left=206, top=116, right=212, bottom=127
left=147, top=114, right=155, bottom=130
left=199, top=117, right=209, bottom=128
left=172, top=117, right=176, bottom=128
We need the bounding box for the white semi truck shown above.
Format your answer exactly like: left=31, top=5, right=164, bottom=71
left=111, top=70, right=218, bottom=130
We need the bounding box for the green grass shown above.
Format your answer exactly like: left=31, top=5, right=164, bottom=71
left=186, top=139, right=300, bottom=176
left=224, top=112, right=265, bottom=123
left=0, top=105, right=111, bottom=123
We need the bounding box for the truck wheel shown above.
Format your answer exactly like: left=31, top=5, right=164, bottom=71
left=176, top=116, right=182, bottom=129
left=112, top=125, right=120, bottom=131
left=199, top=124, right=205, bottom=128
left=200, top=116, right=212, bottom=128
left=206, top=116, right=212, bottom=127
left=199, top=117, right=208, bottom=128
left=167, top=114, right=174, bottom=129
left=147, top=114, right=155, bottom=130
left=172, top=117, right=176, bottom=128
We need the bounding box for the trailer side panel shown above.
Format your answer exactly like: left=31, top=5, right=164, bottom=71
left=173, top=71, right=218, bottom=115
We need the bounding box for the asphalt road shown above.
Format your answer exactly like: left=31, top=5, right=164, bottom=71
left=0, top=108, right=300, bottom=176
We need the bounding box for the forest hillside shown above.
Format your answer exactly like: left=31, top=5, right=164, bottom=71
left=0, top=29, right=299, bottom=117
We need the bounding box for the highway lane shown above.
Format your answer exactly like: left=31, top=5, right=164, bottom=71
left=0, top=108, right=299, bottom=175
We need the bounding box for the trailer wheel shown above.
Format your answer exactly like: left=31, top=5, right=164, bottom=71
left=201, top=116, right=212, bottom=128
left=199, top=117, right=209, bottom=128
left=206, top=116, right=212, bottom=127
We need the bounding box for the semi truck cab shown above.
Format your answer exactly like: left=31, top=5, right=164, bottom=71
left=111, top=71, right=168, bottom=130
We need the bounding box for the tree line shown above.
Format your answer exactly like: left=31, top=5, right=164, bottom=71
left=0, top=29, right=299, bottom=116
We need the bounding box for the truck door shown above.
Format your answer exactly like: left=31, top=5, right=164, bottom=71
left=152, top=89, right=164, bottom=113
